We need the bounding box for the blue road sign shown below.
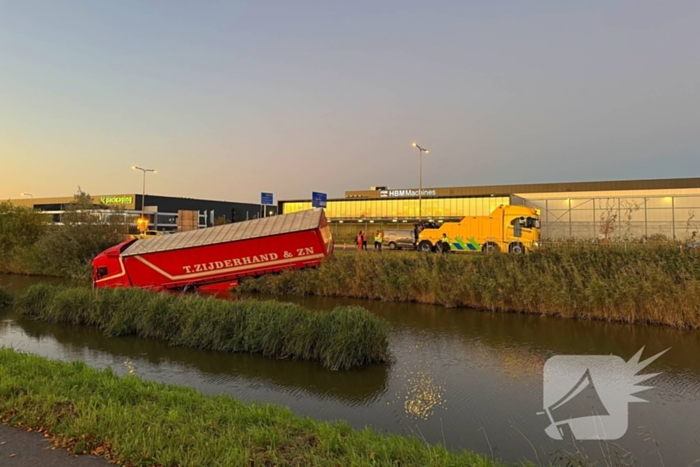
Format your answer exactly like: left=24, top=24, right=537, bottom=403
left=261, top=192, right=274, bottom=205
left=312, top=191, right=327, bottom=208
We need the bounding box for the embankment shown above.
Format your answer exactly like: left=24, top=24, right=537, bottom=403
left=14, top=284, right=389, bottom=370
left=239, top=247, right=700, bottom=329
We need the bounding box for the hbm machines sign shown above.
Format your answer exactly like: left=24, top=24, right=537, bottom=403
left=380, top=189, right=437, bottom=198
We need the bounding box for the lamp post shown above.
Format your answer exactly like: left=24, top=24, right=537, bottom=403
left=132, top=166, right=156, bottom=231
left=412, top=143, right=429, bottom=222
left=20, top=193, right=34, bottom=199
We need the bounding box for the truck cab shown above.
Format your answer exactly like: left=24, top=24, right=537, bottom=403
left=92, top=239, right=135, bottom=288
left=417, top=205, right=540, bottom=253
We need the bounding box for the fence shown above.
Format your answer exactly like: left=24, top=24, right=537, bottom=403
left=525, top=195, right=700, bottom=241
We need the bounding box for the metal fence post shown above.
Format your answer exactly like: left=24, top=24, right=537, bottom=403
left=672, top=196, right=676, bottom=239
left=592, top=198, right=596, bottom=238
left=644, top=198, right=648, bottom=238
left=617, top=198, right=622, bottom=239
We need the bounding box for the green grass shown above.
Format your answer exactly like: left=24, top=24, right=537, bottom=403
left=14, top=284, right=389, bottom=370
left=239, top=246, right=700, bottom=329
left=0, top=286, right=12, bottom=308
left=0, top=348, right=508, bottom=467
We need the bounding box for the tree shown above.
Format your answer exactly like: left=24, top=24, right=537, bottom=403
left=30, top=189, right=125, bottom=278
left=620, top=199, right=641, bottom=240
left=598, top=198, right=618, bottom=242
left=686, top=210, right=698, bottom=241
left=0, top=201, right=47, bottom=264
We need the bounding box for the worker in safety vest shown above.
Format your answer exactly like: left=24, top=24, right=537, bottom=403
left=374, top=231, right=382, bottom=251
left=440, top=233, right=451, bottom=254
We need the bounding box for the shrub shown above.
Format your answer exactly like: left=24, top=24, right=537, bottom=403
left=0, top=286, right=13, bottom=308
left=0, top=191, right=126, bottom=279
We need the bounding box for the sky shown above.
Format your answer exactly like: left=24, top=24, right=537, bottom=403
left=1, top=0, right=699, bottom=203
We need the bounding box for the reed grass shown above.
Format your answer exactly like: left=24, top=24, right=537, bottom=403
left=14, top=284, right=389, bottom=370
left=239, top=246, right=700, bottom=329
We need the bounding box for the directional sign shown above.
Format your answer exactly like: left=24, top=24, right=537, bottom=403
left=312, top=191, right=327, bottom=208
left=261, top=192, right=274, bottom=205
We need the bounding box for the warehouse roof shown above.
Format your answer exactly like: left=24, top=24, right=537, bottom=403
left=342, top=177, right=700, bottom=199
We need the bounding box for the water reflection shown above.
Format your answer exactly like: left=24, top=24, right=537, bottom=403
left=8, top=314, right=390, bottom=406
left=402, top=369, right=445, bottom=420
left=271, top=293, right=700, bottom=379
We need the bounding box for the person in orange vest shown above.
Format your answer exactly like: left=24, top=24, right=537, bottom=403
left=356, top=231, right=363, bottom=251
left=361, top=231, right=367, bottom=250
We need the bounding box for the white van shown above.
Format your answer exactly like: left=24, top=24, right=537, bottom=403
left=382, top=229, right=416, bottom=250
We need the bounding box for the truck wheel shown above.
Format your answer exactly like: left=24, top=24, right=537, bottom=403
left=389, top=242, right=397, bottom=250
left=419, top=241, right=434, bottom=252
left=509, top=242, right=524, bottom=254
left=482, top=242, right=500, bottom=254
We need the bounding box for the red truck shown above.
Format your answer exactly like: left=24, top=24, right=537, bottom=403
left=92, top=209, right=333, bottom=292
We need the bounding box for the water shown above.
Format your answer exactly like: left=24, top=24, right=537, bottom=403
left=2, top=275, right=700, bottom=466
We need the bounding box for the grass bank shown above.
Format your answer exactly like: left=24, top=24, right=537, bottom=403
left=15, top=284, right=389, bottom=370
left=0, top=348, right=506, bottom=467
left=239, top=246, right=700, bottom=329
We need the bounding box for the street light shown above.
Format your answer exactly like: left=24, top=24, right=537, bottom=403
left=20, top=193, right=34, bottom=199
left=132, top=166, right=156, bottom=231
left=412, top=142, right=429, bottom=222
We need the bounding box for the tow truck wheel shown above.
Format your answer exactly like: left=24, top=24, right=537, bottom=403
left=419, top=241, right=434, bottom=252
left=509, top=242, right=524, bottom=254
left=482, top=242, right=500, bottom=254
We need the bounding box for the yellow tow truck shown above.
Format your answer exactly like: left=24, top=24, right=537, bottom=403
left=417, top=205, right=540, bottom=253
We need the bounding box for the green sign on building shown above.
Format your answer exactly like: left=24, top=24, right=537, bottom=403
left=100, top=195, right=133, bottom=205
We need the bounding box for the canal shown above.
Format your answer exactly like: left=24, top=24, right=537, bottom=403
left=1, top=274, right=699, bottom=465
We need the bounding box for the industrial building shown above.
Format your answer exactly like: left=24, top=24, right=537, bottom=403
left=9, top=193, right=277, bottom=231
left=280, top=177, right=700, bottom=240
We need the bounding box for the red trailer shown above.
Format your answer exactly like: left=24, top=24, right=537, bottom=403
left=92, top=209, right=333, bottom=292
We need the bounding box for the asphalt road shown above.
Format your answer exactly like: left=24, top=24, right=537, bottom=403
left=0, top=424, right=108, bottom=467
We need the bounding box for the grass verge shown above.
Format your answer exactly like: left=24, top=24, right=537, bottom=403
left=14, top=284, right=389, bottom=370
left=239, top=246, right=700, bottom=329
left=0, top=348, right=507, bottom=467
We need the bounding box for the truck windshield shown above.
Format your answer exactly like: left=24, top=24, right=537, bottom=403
left=525, top=217, right=540, bottom=229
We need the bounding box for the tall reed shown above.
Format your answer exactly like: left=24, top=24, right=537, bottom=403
left=239, top=246, right=700, bottom=329
left=15, top=284, right=389, bottom=370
